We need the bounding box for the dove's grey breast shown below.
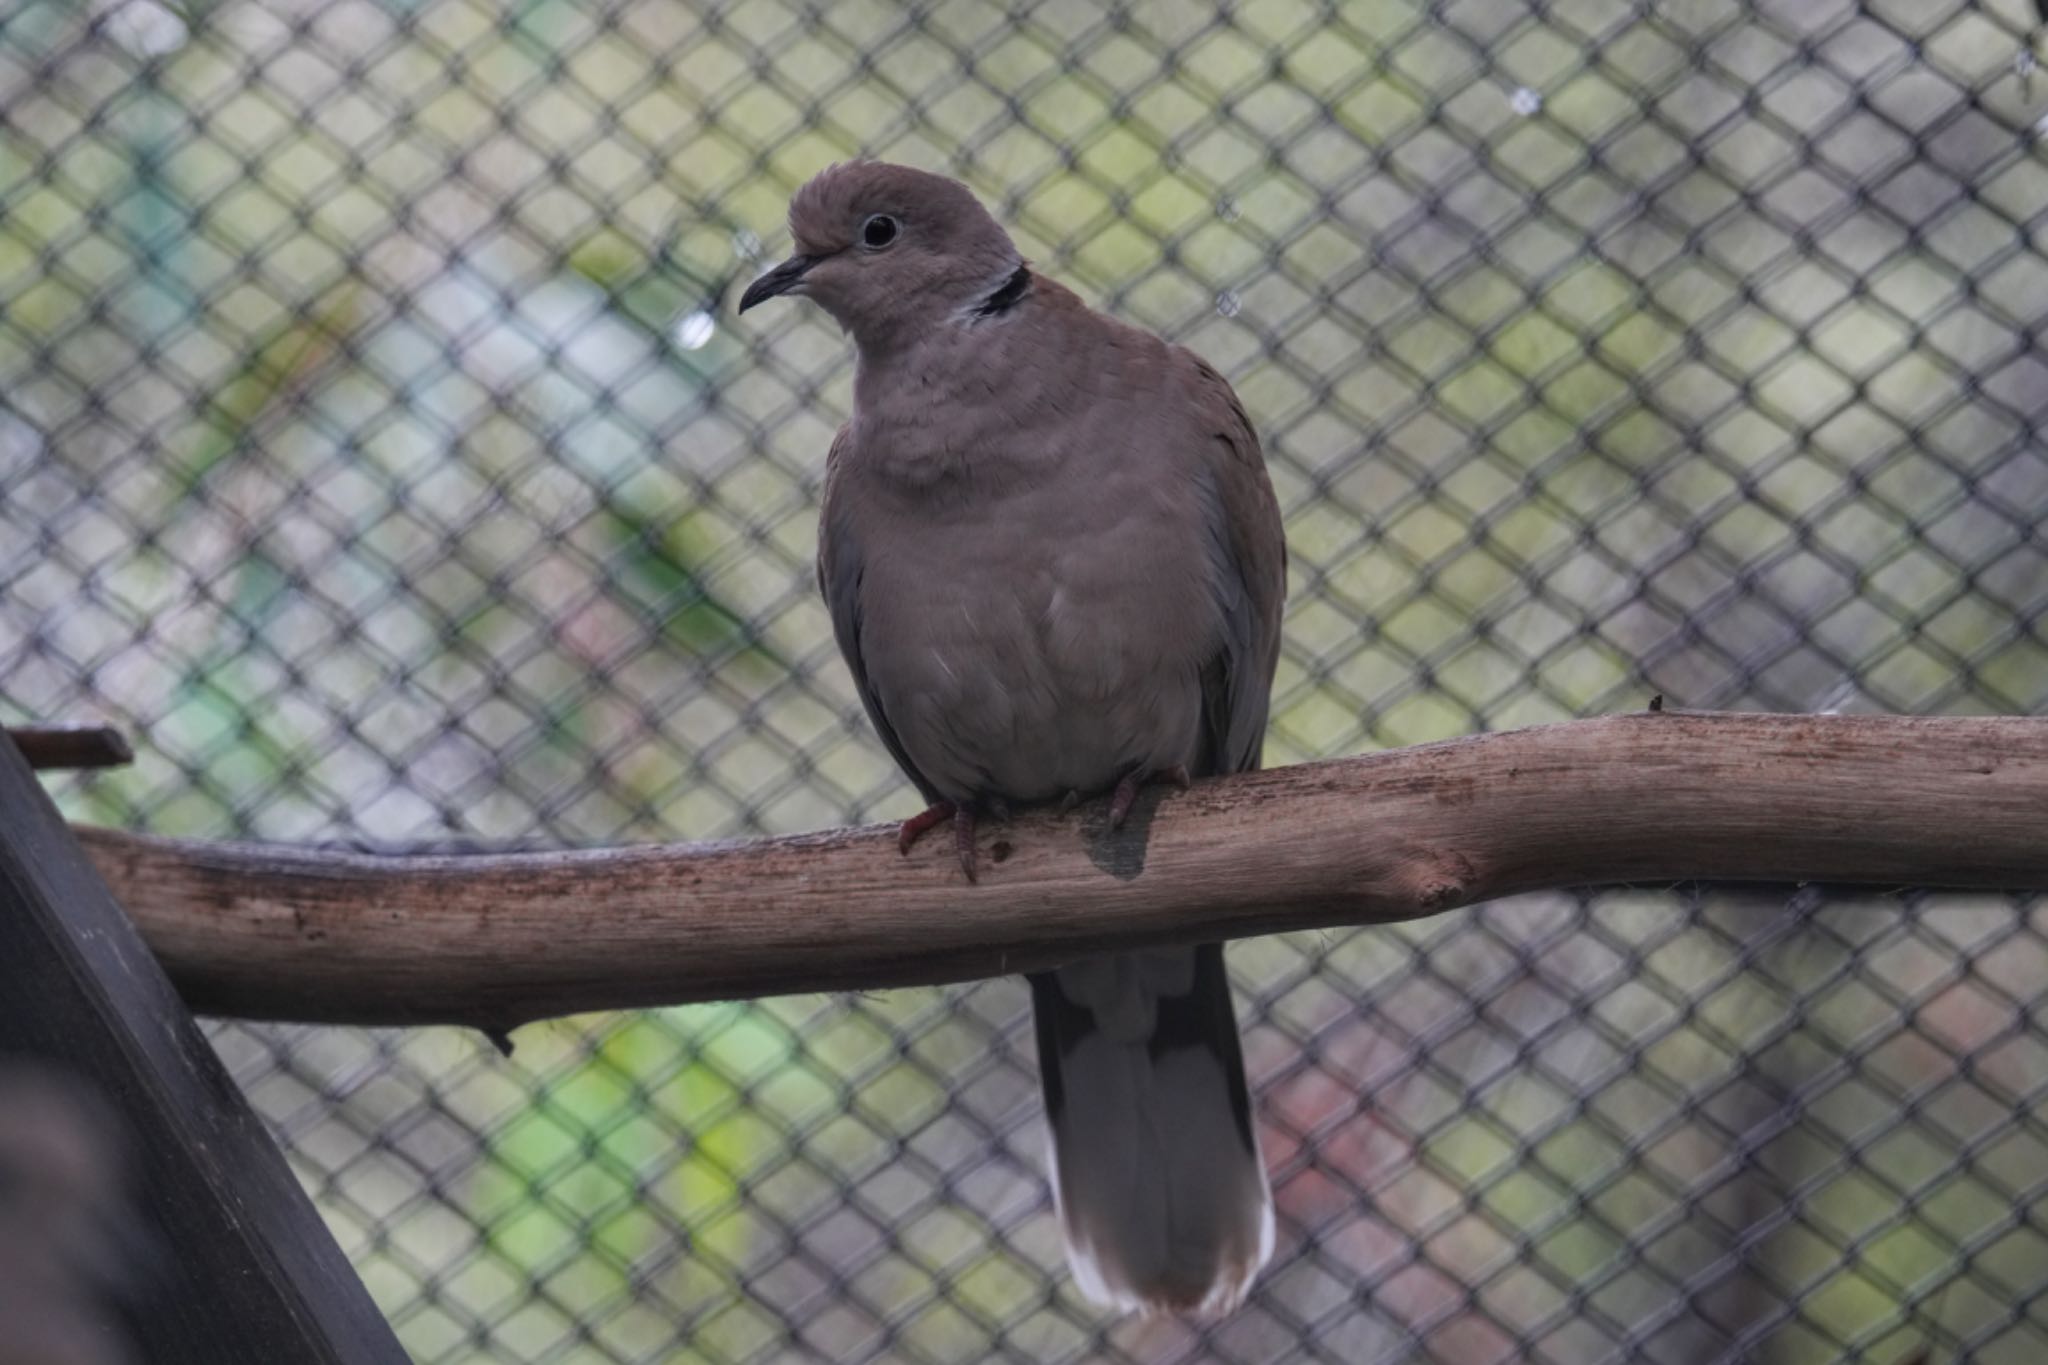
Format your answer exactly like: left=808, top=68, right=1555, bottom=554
left=818, top=281, right=1232, bottom=807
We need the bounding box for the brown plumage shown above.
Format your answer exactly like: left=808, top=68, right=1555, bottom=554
left=740, top=161, right=1285, bottom=1316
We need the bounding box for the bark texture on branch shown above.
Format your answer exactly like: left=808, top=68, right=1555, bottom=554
left=70, top=711, right=2048, bottom=1031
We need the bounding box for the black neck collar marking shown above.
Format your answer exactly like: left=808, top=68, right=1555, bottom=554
left=973, top=263, right=1032, bottom=318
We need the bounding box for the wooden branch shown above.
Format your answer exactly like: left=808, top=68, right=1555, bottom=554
left=72, top=711, right=2048, bottom=1033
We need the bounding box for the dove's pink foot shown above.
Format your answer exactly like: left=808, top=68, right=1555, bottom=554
left=1107, top=763, right=1192, bottom=830
left=898, top=802, right=954, bottom=855
left=898, top=801, right=980, bottom=883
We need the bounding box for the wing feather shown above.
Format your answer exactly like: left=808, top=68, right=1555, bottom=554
left=1180, top=354, right=1286, bottom=778
left=816, top=427, right=943, bottom=804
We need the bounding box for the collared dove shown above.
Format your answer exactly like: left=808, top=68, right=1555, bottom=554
left=740, top=162, right=1284, bottom=1317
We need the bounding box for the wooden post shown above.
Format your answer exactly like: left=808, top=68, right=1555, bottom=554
left=0, top=734, right=409, bottom=1363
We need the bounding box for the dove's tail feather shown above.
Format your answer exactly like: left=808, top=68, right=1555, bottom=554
left=1029, top=943, right=1273, bottom=1317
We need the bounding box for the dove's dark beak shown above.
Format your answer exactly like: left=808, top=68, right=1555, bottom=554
left=737, top=255, right=817, bottom=313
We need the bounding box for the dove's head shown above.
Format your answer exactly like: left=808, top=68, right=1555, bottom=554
left=737, top=162, right=1024, bottom=349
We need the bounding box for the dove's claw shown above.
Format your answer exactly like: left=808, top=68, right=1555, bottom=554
left=1108, top=765, right=1192, bottom=830
left=954, top=805, right=979, bottom=883
left=898, top=802, right=956, bottom=856
left=1107, top=774, right=1142, bottom=830
left=898, top=801, right=980, bottom=883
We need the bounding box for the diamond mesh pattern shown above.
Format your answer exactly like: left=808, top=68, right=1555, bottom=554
left=5, top=1, right=2048, bottom=1360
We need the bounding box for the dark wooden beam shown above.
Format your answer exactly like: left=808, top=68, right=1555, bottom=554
left=0, top=734, right=408, bottom=1364
left=6, top=724, right=133, bottom=770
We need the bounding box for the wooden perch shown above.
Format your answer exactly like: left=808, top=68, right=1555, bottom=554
left=67, top=710, right=2048, bottom=1033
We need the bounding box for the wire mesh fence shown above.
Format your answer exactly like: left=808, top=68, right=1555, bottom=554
left=4, top=0, right=2047, bottom=1359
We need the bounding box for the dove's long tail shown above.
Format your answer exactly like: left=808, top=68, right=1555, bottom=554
left=1028, top=943, right=1273, bottom=1317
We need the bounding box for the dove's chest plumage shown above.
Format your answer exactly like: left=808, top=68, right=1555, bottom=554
left=830, top=378, right=1219, bottom=805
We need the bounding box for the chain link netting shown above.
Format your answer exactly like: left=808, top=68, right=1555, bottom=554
left=5, top=0, right=2048, bottom=1360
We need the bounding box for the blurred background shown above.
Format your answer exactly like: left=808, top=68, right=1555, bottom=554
left=4, top=0, right=2047, bottom=1360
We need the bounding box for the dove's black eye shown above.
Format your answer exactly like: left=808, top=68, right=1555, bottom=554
left=861, top=214, right=899, bottom=249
